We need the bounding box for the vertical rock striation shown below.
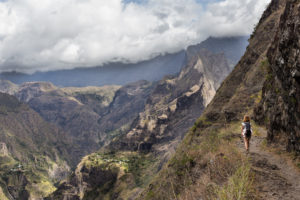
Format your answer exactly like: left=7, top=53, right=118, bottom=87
left=255, top=0, right=300, bottom=153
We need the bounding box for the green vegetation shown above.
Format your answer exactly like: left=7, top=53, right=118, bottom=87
left=297, top=161, right=300, bottom=169
left=290, top=96, right=297, bottom=105
left=261, top=59, right=274, bottom=91
left=83, top=151, right=156, bottom=186
left=0, top=153, right=64, bottom=199
left=265, top=73, right=273, bottom=81
left=106, top=123, right=131, bottom=140
left=0, top=97, right=71, bottom=199
left=264, top=116, right=270, bottom=124
left=79, top=151, right=158, bottom=199
left=260, top=59, right=270, bottom=72
left=250, top=90, right=262, bottom=104
left=190, top=116, right=213, bottom=132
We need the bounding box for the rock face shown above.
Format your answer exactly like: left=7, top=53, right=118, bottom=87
left=110, top=49, right=230, bottom=157
left=254, top=0, right=300, bottom=153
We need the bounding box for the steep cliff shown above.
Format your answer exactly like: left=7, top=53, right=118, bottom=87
left=254, top=0, right=300, bottom=154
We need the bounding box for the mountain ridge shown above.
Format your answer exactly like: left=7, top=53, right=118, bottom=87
left=0, top=37, right=248, bottom=87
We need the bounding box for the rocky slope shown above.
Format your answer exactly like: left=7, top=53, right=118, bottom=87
left=97, top=80, right=154, bottom=138
left=0, top=93, right=72, bottom=200
left=110, top=48, right=230, bottom=155
left=48, top=39, right=232, bottom=199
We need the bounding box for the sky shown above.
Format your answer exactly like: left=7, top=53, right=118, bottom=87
left=0, top=0, right=271, bottom=73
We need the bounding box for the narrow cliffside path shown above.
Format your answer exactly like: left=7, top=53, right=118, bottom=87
left=237, top=127, right=300, bottom=200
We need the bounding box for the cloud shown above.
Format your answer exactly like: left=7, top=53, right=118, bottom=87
left=0, top=0, right=270, bottom=73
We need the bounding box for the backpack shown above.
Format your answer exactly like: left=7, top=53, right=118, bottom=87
left=244, top=122, right=252, bottom=137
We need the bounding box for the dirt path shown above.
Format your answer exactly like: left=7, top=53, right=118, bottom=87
left=237, top=127, right=300, bottom=200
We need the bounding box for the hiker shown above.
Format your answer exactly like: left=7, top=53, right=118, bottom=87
left=241, top=115, right=252, bottom=152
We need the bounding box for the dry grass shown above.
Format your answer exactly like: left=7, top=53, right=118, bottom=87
left=143, top=122, right=256, bottom=200
left=213, top=163, right=255, bottom=200
left=177, top=142, right=253, bottom=200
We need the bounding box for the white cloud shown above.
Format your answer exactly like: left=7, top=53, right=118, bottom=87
left=0, top=0, right=270, bottom=73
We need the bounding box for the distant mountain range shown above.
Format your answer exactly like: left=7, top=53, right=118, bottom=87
left=0, top=35, right=249, bottom=199
left=0, top=36, right=248, bottom=87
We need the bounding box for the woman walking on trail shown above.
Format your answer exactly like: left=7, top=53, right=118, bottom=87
left=241, top=115, right=252, bottom=152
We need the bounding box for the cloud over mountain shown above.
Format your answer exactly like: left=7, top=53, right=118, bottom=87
left=0, top=0, right=270, bottom=73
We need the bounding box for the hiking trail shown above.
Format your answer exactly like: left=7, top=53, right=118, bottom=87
left=237, top=126, right=300, bottom=200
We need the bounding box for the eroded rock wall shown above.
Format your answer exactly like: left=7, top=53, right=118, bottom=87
left=255, top=0, right=300, bottom=153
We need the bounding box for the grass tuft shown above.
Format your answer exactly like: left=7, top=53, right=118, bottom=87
left=214, top=163, right=255, bottom=200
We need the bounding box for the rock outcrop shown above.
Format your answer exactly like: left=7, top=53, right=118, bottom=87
left=254, top=0, right=300, bottom=153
